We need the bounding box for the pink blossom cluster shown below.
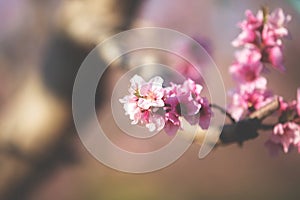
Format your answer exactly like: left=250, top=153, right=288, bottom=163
left=232, top=8, right=291, bottom=71
left=227, top=8, right=300, bottom=155
left=172, top=37, right=212, bottom=84
left=228, top=8, right=291, bottom=121
left=119, top=75, right=212, bottom=135
left=265, top=89, right=300, bottom=155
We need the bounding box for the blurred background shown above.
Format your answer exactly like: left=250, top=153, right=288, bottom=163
left=0, top=0, right=300, bottom=200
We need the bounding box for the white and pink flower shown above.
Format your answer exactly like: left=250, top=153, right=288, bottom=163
left=138, top=76, right=165, bottom=110
left=120, top=75, right=165, bottom=132
left=120, top=75, right=212, bottom=135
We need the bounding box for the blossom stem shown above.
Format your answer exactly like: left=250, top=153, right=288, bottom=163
left=261, top=6, right=269, bottom=24
left=210, top=104, right=236, bottom=123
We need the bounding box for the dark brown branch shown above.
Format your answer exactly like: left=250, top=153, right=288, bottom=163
left=210, top=104, right=236, bottom=123
left=218, top=98, right=280, bottom=145
left=258, top=123, right=276, bottom=130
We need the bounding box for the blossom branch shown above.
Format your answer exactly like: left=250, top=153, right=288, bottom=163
left=218, top=98, right=279, bottom=145
left=249, top=96, right=280, bottom=120
left=210, top=104, right=236, bottom=124
left=120, top=7, right=300, bottom=155
left=226, top=7, right=300, bottom=155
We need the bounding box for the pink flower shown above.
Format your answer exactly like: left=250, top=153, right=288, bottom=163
left=232, top=30, right=257, bottom=47
left=163, top=80, right=200, bottom=134
left=232, top=9, right=263, bottom=47
left=261, top=8, right=291, bottom=71
left=128, top=74, right=145, bottom=94
left=235, top=47, right=262, bottom=65
left=164, top=79, right=212, bottom=133
left=175, top=62, right=203, bottom=84
left=119, top=96, right=156, bottom=128
left=228, top=78, right=273, bottom=121
left=229, top=48, right=263, bottom=83
left=267, top=8, right=291, bottom=38
left=168, top=80, right=201, bottom=116
left=268, top=89, right=300, bottom=154
left=145, top=114, right=165, bottom=132
left=164, top=121, right=180, bottom=136
left=164, top=96, right=181, bottom=135
left=182, top=79, right=203, bottom=100
left=231, top=8, right=291, bottom=72
left=239, top=76, right=268, bottom=91
left=262, top=25, right=283, bottom=47
left=127, top=75, right=165, bottom=109
left=242, top=9, right=264, bottom=30
left=265, top=46, right=285, bottom=72
left=119, top=94, right=140, bottom=124
left=278, top=96, right=289, bottom=113
left=179, top=79, right=212, bottom=129
left=121, top=75, right=212, bottom=135
left=128, top=75, right=165, bottom=109
left=277, top=88, right=300, bottom=123
left=183, top=97, right=212, bottom=129
left=268, top=122, right=300, bottom=153
left=120, top=75, right=165, bottom=132
left=172, top=37, right=211, bottom=83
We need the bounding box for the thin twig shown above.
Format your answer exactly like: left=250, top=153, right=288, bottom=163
left=211, top=98, right=280, bottom=145
left=210, top=104, right=236, bottom=123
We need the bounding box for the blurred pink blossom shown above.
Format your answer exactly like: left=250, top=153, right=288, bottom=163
left=265, top=46, right=285, bottom=72
left=232, top=9, right=263, bottom=47
left=261, top=8, right=291, bottom=71
left=277, top=88, right=300, bottom=119
left=231, top=8, right=291, bottom=71
left=229, top=48, right=263, bottom=83
left=266, top=89, right=300, bottom=155
left=267, top=122, right=300, bottom=154
left=228, top=78, right=273, bottom=121
left=172, top=37, right=211, bottom=83
left=267, top=8, right=291, bottom=37
left=228, top=8, right=291, bottom=121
